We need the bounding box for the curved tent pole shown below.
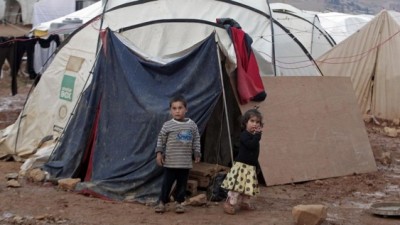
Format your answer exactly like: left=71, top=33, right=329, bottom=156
left=310, top=15, right=316, bottom=55
left=314, top=14, right=336, bottom=46
left=270, top=17, right=325, bottom=76
left=96, top=0, right=109, bottom=54
left=266, top=0, right=277, bottom=76
left=274, top=10, right=336, bottom=48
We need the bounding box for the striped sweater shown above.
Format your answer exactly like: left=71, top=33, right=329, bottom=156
left=156, top=118, right=201, bottom=168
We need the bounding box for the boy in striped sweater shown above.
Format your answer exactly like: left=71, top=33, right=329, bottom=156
left=155, top=95, right=201, bottom=214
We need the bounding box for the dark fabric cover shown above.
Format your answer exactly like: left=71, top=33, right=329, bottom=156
left=43, top=30, right=222, bottom=202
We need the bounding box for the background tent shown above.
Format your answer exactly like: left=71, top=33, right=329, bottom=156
left=1, top=0, right=35, bottom=25
left=0, top=0, right=5, bottom=21
left=32, top=0, right=75, bottom=27
left=317, top=10, right=400, bottom=120
left=317, top=12, right=373, bottom=43
left=270, top=3, right=335, bottom=59
left=32, top=1, right=102, bottom=37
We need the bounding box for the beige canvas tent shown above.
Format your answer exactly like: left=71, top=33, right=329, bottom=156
left=317, top=10, right=400, bottom=120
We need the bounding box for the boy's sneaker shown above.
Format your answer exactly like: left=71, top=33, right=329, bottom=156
left=154, top=202, right=165, bottom=213
left=175, top=203, right=185, bottom=214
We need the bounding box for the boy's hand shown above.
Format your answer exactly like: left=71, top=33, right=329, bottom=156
left=194, top=156, right=200, bottom=163
left=156, top=152, right=164, bottom=166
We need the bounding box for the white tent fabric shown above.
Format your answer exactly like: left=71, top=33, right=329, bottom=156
left=317, top=12, right=373, bottom=43
left=0, top=0, right=5, bottom=21
left=269, top=3, right=334, bottom=75
left=14, top=0, right=36, bottom=25
left=32, top=0, right=75, bottom=27
left=316, top=10, right=400, bottom=120
left=270, top=3, right=335, bottom=59
left=3, top=0, right=38, bottom=25
left=0, top=0, right=272, bottom=159
left=33, top=1, right=102, bottom=36
left=2, top=0, right=81, bottom=26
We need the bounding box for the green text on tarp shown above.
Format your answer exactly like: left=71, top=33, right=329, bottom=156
left=60, top=75, right=76, bottom=101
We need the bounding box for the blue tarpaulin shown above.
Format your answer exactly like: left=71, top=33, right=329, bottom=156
left=44, top=30, right=222, bottom=202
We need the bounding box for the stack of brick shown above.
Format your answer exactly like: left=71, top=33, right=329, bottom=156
left=188, top=162, right=230, bottom=191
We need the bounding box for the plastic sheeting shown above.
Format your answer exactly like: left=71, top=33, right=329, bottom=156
left=43, top=31, right=222, bottom=202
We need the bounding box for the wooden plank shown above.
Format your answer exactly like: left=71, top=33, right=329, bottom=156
left=189, top=174, right=210, bottom=188
left=190, top=162, right=229, bottom=177
left=241, top=77, right=377, bottom=186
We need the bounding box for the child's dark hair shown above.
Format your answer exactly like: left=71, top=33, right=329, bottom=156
left=241, top=109, right=263, bottom=130
left=169, top=95, right=187, bottom=108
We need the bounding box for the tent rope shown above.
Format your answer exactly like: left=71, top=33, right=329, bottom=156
left=204, top=33, right=234, bottom=204
left=215, top=37, right=234, bottom=164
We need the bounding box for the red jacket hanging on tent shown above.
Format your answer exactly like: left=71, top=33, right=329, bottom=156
left=217, top=18, right=267, bottom=105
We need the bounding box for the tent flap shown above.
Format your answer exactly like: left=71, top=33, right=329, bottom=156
left=43, top=30, right=222, bottom=202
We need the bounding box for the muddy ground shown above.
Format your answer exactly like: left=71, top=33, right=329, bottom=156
left=1, top=67, right=400, bottom=225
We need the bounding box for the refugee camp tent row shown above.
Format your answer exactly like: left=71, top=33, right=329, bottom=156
left=1, top=0, right=270, bottom=202
left=1, top=0, right=330, bottom=163
left=0, top=0, right=379, bottom=202
left=317, top=10, right=400, bottom=120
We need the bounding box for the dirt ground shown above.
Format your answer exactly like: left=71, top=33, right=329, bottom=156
left=1, top=63, right=400, bottom=224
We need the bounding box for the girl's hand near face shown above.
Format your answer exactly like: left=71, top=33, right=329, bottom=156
left=255, top=125, right=263, bottom=134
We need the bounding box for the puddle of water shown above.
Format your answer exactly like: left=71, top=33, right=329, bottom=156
left=384, top=185, right=399, bottom=192
left=0, top=95, right=25, bottom=112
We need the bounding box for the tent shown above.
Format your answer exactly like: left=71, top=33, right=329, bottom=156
left=0, top=0, right=268, bottom=200
left=43, top=30, right=237, bottom=202
left=1, top=0, right=35, bottom=25
left=317, top=10, right=400, bottom=120
left=317, top=12, right=373, bottom=44
left=32, top=1, right=103, bottom=37
left=0, top=1, right=5, bottom=21
left=31, top=0, right=76, bottom=27
left=270, top=3, right=336, bottom=59
left=1, top=0, right=98, bottom=26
